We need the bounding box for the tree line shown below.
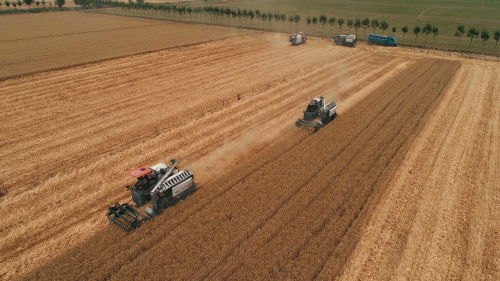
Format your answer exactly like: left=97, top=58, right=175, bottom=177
left=3, top=0, right=65, bottom=9
left=4, top=0, right=499, bottom=54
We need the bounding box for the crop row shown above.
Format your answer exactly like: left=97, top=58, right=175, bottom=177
left=1, top=36, right=407, bottom=279
left=19, top=58, right=460, bottom=280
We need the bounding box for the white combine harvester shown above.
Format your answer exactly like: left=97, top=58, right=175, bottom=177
left=333, top=33, right=358, bottom=47
left=296, top=96, right=337, bottom=132
left=107, top=159, right=196, bottom=231
left=289, top=31, right=307, bottom=46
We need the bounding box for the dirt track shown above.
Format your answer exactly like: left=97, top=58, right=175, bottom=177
left=0, top=34, right=411, bottom=280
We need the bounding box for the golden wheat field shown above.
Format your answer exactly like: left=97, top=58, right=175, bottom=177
left=0, top=11, right=252, bottom=79
left=1, top=12, right=499, bottom=281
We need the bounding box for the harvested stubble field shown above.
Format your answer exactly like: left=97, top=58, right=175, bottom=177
left=2, top=24, right=500, bottom=280
left=0, top=11, right=252, bottom=79
left=0, top=33, right=411, bottom=280
left=14, top=56, right=463, bottom=280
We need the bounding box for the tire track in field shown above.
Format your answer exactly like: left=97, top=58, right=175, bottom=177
left=15, top=58, right=456, bottom=281
left=211, top=59, right=456, bottom=280
left=338, top=60, right=499, bottom=280
left=1, top=35, right=409, bottom=280
left=203, top=58, right=430, bottom=280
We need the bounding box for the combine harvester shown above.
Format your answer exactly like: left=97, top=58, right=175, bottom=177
left=333, top=33, right=358, bottom=47
left=289, top=32, right=307, bottom=46
left=107, top=159, right=196, bottom=231
left=296, top=96, right=337, bottom=132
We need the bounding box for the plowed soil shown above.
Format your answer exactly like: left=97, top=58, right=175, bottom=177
left=0, top=34, right=411, bottom=280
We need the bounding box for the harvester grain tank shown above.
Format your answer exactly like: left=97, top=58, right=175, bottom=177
left=333, top=34, right=357, bottom=46
left=107, top=159, right=196, bottom=231
left=368, top=34, right=398, bottom=46
left=296, top=97, right=337, bottom=132
left=289, top=32, right=307, bottom=46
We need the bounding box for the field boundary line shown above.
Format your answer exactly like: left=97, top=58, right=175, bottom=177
left=0, top=23, right=163, bottom=43
left=0, top=35, right=246, bottom=82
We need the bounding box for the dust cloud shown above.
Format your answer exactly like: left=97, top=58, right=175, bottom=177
left=189, top=124, right=281, bottom=183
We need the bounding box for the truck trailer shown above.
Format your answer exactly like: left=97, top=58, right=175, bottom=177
left=368, top=34, right=398, bottom=46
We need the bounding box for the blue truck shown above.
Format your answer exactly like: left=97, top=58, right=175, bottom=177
left=368, top=34, right=398, bottom=46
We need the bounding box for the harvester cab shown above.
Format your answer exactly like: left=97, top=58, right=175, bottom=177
left=296, top=96, right=337, bottom=132
left=107, top=159, right=197, bottom=231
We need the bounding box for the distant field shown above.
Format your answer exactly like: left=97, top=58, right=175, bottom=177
left=0, top=11, right=252, bottom=79
left=108, top=0, right=498, bottom=53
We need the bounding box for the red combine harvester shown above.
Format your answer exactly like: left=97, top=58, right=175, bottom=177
left=107, top=159, right=196, bottom=231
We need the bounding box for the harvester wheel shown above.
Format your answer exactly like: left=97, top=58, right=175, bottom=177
left=145, top=207, right=157, bottom=218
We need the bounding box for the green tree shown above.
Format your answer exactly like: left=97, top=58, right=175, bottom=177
left=5, top=1, right=10, bottom=8
left=231, top=10, right=237, bottom=27
left=248, top=10, right=255, bottom=28
left=354, top=19, right=361, bottom=36
left=237, top=9, right=242, bottom=26
left=480, top=29, right=489, bottom=53
left=294, top=15, right=300, bottom=33
left=402, top=25, right=408, bottom=43
left=392, top=27, right=396, bottom=36
left=225, top=8, right=231, bottom=26
left=306, top=17, right=311, bottom=33
left=12, top=2, right=16, bottom=8
left=187, top=7, right=192, bottom=21
left=24, top=0, right=33, bottom=9
left=274, top=13, right=280, bottom=30
left=255, top=9, right=261, bottom=28
left=242, top=9, right=248, bottom=26
left=267, top=13, right=273, bottom=29
left=288, top=15, right=294, bottom=33
left=55, top=0, right=64, bottom=8
left=319, top=15, right=327, bottom=37
left=261, top=12, right=267, bottom=29
left=494, top=30, right=500, bottom=54
left=362, top=18, right=370, bottom=40
left=346, top=19, right=353, bottom=34
left=338, top=18, right=344, bottom=35
left=36, top=0, right=39, bottom=6
left=422, top=23, right=432, bottom=47
left=413, top=25, right=421, bottom=44
left=219, top=7, right=224, bottom=25
left=17, top=0, right=21, bottom=8
left=213, top=7, right=220, bottom=24
left=312, top=16, right=317, bottom=35
left=432, top=26, right=438, bottom=47
left=455, top=25, right=465, bottom=49
left=371, top=19, right=379, bottom=33
left=281, top=14, right=286, bottom=31
left=467, top=27, right=479, bottom=51
left=41, top=0, right=45, bottom=6
left=380, top=20, right=388, bottom=34
left=328, top=17, right=336, bottom=37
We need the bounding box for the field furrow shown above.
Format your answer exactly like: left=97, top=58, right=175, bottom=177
left=13, top=58, right=458, bottom=281
left=0, top=33, right=410, bottom=280
left=338, top=60, right=500, bottom=280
